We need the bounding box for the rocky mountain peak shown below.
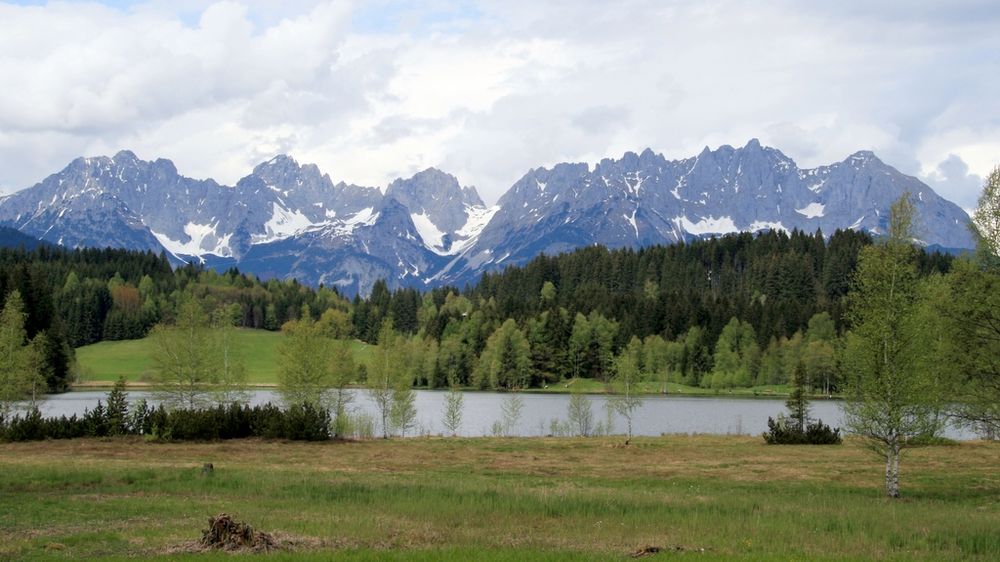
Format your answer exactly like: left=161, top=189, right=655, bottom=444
left=110, top=150, right=140, bottom=165
left=387, top=167, right=482, bottom=207
left=0, top=141, right=975, bottom=296
left=383, top=168, right=490, bottom=256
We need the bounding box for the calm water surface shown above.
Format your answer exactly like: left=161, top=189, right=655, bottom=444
left=29, top=390, right=976, bottom=439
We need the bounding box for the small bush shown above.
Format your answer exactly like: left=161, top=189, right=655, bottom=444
left=763, top=415, right=842, bottom=445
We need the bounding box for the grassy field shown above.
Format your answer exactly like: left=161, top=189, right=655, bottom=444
left=74, top=329, right=374, bottom=386
left=0, top=436, right=997, bottom=560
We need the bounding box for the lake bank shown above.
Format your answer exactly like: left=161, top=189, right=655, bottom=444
left=22, top=389, right=976, bottom=439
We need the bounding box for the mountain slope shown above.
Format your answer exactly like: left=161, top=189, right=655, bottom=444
left=0, top=141, right=973, bottom=294
left=435, top=140, right=973, bottom=285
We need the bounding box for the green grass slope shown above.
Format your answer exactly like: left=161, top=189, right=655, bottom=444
left=74, top=329, right=373, bottom=386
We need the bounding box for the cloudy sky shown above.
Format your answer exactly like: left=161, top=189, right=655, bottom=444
left=1, top=0, right=997, bottom=208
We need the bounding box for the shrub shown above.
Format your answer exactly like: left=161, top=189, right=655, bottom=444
left=763, top=414, right=842, bottom=445
left=1, top=402, right=332, bottom=443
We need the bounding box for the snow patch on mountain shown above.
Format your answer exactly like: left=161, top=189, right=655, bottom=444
left=152, top=222, right=233, bottom=257
left=332, top=207, right=378, bottom=236
left=411, top=211, right=447, bottom=254
left=675, top=215, right=739, bottom=235
left=625, top=210, right=639, bottom=237
left=456, top=204, right=498, bottom=240
left=253, top=203, right=317, bottom=243
left=795, top=202, right=826, bottom=218
left=748, top=220, right=787, bottom=232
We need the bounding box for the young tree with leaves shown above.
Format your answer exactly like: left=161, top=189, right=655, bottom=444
left=0, top=291, right=46, bottom=415
left=567, top=390, right=594, bottom=437
left=473, top=319, right=532, bottom=390
left=212, top=303, right=248, bottom=405
left=936, top=168, right=1000, bottom=437
left=498, top=392, right=524, bottom=436
left=149, top=297, right=217, bottom=409
left=611, top=336, right=644, bottom=442
left=843, top=194, right=944, bottom=498
left=328, top=340, right=357, bottom=439
left=441, top=385, right=464, bottom=436
left=971, top=166, right=1000, bottom=271
left=276, top=306, right=334, bottom=408
left=368, top=318, right=402, bottom=438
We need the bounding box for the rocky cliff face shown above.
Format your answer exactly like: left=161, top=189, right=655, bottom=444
left=0, top=141, right=972, bottom=295
left=434, top=140, right=972, bottom=285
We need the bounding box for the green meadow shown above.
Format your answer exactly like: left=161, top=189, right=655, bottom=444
left=73, top=329, right=374, bottom=386
left=0, top=436, right=997, bottom=560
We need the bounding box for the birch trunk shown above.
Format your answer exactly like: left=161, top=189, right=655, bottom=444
left=885, top=442, right=901, bottom=498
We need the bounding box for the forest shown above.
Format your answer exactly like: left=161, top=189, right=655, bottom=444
left=0, top=226, right=961, bottom=396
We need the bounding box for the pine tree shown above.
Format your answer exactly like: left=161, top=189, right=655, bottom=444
left=786, top=361, right=809, bottom=432
left=106, top=376, right=130, bottom=436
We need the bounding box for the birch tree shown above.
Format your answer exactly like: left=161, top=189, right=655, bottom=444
left=843, top=194, right=944, bottom=498
left=937, top=168, right=1000, bottom=437
left=611, top=336, right=644, bottom=443
left=441, top=385, right=464, bottom=436
left=368, top=319, right=403, bottom=438
left=150, top=297, right=217, bottom=409
left=212, top=303, right=248, bottom=405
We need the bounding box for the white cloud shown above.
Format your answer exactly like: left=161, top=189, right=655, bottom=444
left=0, top=0, right=997, bottom=208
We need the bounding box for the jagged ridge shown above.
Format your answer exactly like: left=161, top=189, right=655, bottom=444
left=0, top=140, right=973, bottom=295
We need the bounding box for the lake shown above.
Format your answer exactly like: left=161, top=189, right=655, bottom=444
left=24, top=390, right=977, bottom=439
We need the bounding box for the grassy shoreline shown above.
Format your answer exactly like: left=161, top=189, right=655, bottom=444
left=1, top=435, right=997, bottom=560
left=66, top=377, right=835, bottom=399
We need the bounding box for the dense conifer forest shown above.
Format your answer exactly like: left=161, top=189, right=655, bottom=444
left=0, top=228, right=956, bottom=394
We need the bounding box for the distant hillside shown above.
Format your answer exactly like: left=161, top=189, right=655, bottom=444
left=0, top=226, right=46, bottom=249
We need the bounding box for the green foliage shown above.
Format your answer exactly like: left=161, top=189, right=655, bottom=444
left=707, top=317, right=759, bottom=388
left=843, top=194, right=946, bottom=497
left=971, top=166, right=1000, bottom=271
left=277, top=309, right=347, bottom=409
left=367, top=318, right=408, bottom=438
left=568, top=312, right=618, bottom=382
left=610, top=336, right=644, bottom=441
left=473, top=319, right=532, bottom=390
left=936, top=259, right=1000, bottom=438
left=0, top=291, right=47, bottom=415
left=441, top=385, right=464, bottom=436
left=566, top=391, right=594, bottom=437
left=148, top=297, right=218, bottom=409
left=763, top=415, right=842, bottom=445
left=785, top=361, right=810, bottom=432
left=105, top=376, right=129, bottom=436
left=0, top=401, right=331, bottom=442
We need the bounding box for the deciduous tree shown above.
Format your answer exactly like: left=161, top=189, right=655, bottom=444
left=611, top=336, right=644, bottom=442
left=843, top=194, right=944, bottom=498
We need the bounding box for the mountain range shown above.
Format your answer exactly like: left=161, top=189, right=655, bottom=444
left=0, top=140, right=973, bottom=295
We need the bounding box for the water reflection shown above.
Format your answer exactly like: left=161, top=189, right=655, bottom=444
left=23, top=390, right=977, bottom=440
